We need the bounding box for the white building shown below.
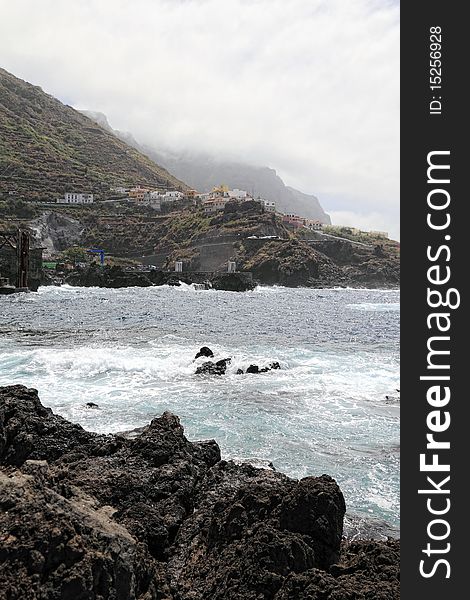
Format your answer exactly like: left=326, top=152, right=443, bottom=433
left=161, top=191, right=185, bottom=202
left=260, top=199, right=276, bottom=212
left=57, top=193, right=94, bottom=204
left=303, top=219, right=323, bottom=231
left=208, top=187, right=249, bottom=201
left=227, top=188, right=247, bottom=200
left=142, top=191, right=162, bottom=211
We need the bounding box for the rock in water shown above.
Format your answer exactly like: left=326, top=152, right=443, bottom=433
left=0, top=385, right=399, bottom=599
left=86, top=401, right=99, bottom=409
left=194, top=346, right=214, bottom=359
left=210, top=272, right=256, bottom=292
left=195, top=361, right=226, bottom=375
left=246, top=362, right=280, bottom=374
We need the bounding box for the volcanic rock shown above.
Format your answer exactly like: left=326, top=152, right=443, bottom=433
left=65, top=264, right=153, bottom=288
left=195, top=361, right=226, bottom=376
left=0, top=385, right=399, bottom=599
left=194, top=346, right=214, bottom=360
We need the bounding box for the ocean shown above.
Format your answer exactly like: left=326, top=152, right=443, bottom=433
left=0, top=284, right=399, bottom=533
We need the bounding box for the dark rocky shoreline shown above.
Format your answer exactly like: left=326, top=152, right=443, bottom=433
left=60, top=265, right=257, bottom=292
left=45, top=263, right=398, bottom=292
left=0, top=385, right=399, bottom=599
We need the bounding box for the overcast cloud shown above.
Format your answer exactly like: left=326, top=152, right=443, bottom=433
left=0, top=0, right=400, bottom=238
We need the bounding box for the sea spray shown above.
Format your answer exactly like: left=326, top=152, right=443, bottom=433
left=0, top=285, right=400, bottom=529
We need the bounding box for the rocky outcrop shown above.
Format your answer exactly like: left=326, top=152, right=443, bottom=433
left=64, top=266, right=256, bottom=292
left=167, top=464, right=345, bottom=599
left=195, top=359, right=231, bottom=376
left=239, top=239, right=343, bottom=287
left=193, top=349, right=281, bottom=376
left=210, top=272, right=256, bottom=292
left=194, top=346, right=214, bottom=360
left=238, top=237, right=399, bottom=288
left=244, top=362, right=281, bottom=374
left=0, top=385, right=399, bottom=599
left=307, top=239, right=400, bottom=288
left=274, top=539, right=400, bottom=600
left=0, top=469, right=167, bottom=600
left=65, top=264, right=154, bottom=288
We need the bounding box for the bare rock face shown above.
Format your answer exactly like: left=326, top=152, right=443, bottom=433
left=240, top=239, right=343, bottom=287
left=0, top=469, right=169, bottom=600
left=167, top=462, right=345, bottom=599
left=276, top=539, right=400, bottom=600
left=29, top=212, right=84, bottom=254
left=0, top=385, right=399, bottom=599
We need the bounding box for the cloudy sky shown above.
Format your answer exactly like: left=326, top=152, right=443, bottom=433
left=0, top=0, right=400, bottom=238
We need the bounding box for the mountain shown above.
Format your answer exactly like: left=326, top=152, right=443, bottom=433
left=151, top=152, right=331, bottom=224
left=0, top=68, right=187, bottom=200
left=81, top=111, right=331, bottom=223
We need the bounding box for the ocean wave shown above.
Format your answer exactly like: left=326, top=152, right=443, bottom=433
left=347, top=302, right=400, bottom=312
left=0, top=285, right=400, bottom=527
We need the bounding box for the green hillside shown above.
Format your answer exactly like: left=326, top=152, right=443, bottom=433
left=0, top=67, right=188, bottom=200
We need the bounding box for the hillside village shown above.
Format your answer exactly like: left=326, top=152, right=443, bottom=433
left=1, top=178, right=397, bottom=292
left=2, top=175, right=396, bottom=293
left=55, top=183, right=326, bottom=227
left=1, top=66, right=397, bottom=292
left=54, top=183, right=388, bottom=236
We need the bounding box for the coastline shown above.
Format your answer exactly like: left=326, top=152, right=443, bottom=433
left=39, top=262, right=400, bottom=293
left=0, top=385, right=399, bottom=599
left=1, top=285, right=400, bottom=531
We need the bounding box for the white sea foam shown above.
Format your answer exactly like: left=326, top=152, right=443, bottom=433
left=0, top=285, right=400, bottom=528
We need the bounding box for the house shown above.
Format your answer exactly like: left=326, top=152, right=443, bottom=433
left=209, top=185, right=229, bottom=199
left=160, top=191, right=185, bottom=203
left=142, top=191, right=162, bottom=211
left=282, top=214, right=304, bottom=228
left=57, top=193, right=94, bottom=204
left=202, top=198, right=228, bottom=214
left=369, top=230, right=389, bottom=239
left=208, top=186, right=249, bottom=201
left=128, top=187, right=150, bottom=202
left=227, top=188, right=248, bottom=200
left=302, top=219, right=323, bottom=231
left=260, top=199, right=276, bottom=212
left=111, top=186, right=129, bottom=195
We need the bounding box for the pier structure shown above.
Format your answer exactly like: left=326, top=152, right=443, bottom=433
left=0, top=228, right=43, bottom=292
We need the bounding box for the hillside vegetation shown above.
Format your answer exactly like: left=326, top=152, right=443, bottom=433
left=0, top=68, right=187, bottom=200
